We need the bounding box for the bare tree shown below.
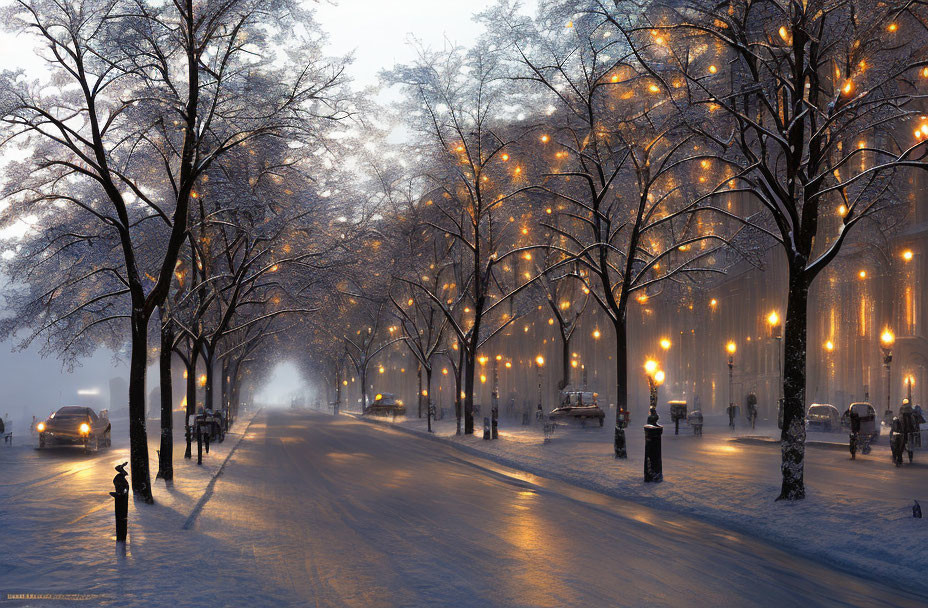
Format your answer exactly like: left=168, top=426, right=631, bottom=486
left=0, top=0, right=349, bottom=500
left=607, top=0, right=928, bottom=498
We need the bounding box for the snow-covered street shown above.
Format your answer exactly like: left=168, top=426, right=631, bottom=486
left=4, top=408, right=926, bottom=606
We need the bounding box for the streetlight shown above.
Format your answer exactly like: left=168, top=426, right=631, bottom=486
left=767, top=310, right=783, bottom=414
left=905, top=374, right=915, bottom=403
left=644, top=359, right=663, bottom=412
left=535, top=355, right=545, bottom=417
left=880, top=329, right=895, bottom=422
left=726, top=341, right=736, bottom=428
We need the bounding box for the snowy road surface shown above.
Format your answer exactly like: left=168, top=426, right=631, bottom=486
left=191, top=410, right=925, bottom=607
left=2, top=408, right=925, bottom=607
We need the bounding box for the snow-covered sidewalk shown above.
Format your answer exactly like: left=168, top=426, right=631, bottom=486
left=348, top=411, right=928, bottom=595
left=0, top=407, right=266, bottom=607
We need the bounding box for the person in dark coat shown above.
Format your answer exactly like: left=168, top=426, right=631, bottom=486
left=890, top=416, right=905, bottom=467
left=849, top=408, right=861, bottom=459
left=647, top=405, right=660, bottom=426
left=745, top=393, right=758, bottom=429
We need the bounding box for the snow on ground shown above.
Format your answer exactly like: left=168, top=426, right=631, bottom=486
left=348, top=408, right=928, bottom=595
left=0, top=407, right=273, bottom=607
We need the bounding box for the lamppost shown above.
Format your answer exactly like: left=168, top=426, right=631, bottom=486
left=535, top=355, right=545, bottom=418
left=726, top=341, right=737, bottom=428
left=905, top=374, right=915, bottom=404
left=644, top=359, right=664, bottom=412
left=881, top=329, right=895, bottom=422
left=767, top=311, right=782, bottom=413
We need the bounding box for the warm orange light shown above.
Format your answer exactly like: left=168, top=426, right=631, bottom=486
left=838, top=204, right=848, bottom=217
left=535, top=355, right=545, bottom=367
left=592, top=329, right=601, bottom=339
left=767, top=311, right=779, bottom=327
left=500, top=153, right=510, bottom=161
left=888, top=23, right=898, bottom=33
left=540, top=134, right=550, bottom=143
left=198, top=374, right=207, bottom=387
left=726, top=341, right=737, bottom=355
left=648, top=84, right=660, bottom=93
left=709, top=298, right=718, bottom=308
left=825, top=340, right=835, bottom=352
left=881, top=329, right=895, bottom=347
left=902, top=249, right=914, bottom=261
left=505, top=361, right=512, bottom=368
left=660, top=339, right=671, bottom=350
left=79, top=423, right=90, bottom=435
left=644, top=359, right=658, bottom=375
left=442, top=368, right=448, bottom=375
left=842, top=80, right=854, bottom=95
left=858, top=270, right=867, bottom=279
left=708, top=65, right=717, bottom=74
left=654, top=370, right=665, bottom=385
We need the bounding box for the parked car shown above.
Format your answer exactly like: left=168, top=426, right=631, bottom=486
left=36, top=406, right=111, bottom=452
left=365, top=393, right=406, bottom=416
left=549, top=390, right=605, bottom=427
left=805, top=403, right=841, bottom=432
left=842, top=402, right=879, bottom=443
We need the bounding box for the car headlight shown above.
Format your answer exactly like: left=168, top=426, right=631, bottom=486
left=37, top=422, right=46, bottom=432
left=79, top=423, right=91, bottom=435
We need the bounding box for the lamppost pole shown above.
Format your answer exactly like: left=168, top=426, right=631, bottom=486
left=881, top=329, right=895, bottom=423
left=535, top=355, right=545, bottom=419
left=726, top=341, right=737, bottom=429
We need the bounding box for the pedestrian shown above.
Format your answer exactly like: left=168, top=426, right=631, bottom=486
left=745, top=392, right=758, bottom=430
left=848, top=408, right=861, bottom=460
left=914, top=403, right=925, bottom=448
left=727, top=403, right=735, bottom=430
left=890, top=416, right=905, bottom=467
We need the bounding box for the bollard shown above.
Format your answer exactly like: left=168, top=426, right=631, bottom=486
left=110, top=462, right=129, bottom=542
left=614, top=425, right=627, bottom=458
left=204, top=424, right=211, bottom=454
left=644, top=424, right=663, bottom=482
left=483, top=417, right=491, bottom=440
left=491, top=406, right=499, bottom=439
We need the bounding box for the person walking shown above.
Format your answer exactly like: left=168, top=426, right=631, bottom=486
left=727, top=403, right=736, bottom=430
left=848, top=408, right=861, bottom=460
left=891, top=416, right=905, bottom=467
left=745, top=392, right=758, bottom=430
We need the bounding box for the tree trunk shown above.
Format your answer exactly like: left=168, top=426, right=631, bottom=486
left=614, top=317, right=629, bottom=418
left=463, top=349, right=476, bottom=434
left=417, top=364, right=423, bottom=418
left=360, top=367, right=368, bottom=411
left=184, top=345, right=199, bottom=459
left=335, top=366, right=342, bottom=412
left=203, top=346, right=214, bottom=411
left=559, top=330, right=571, bottom=390
left=778, top=266, right=809, bottom=501
left=157, top=309, right=173, bottom=481
left=129, top=315, right=154, bottom=502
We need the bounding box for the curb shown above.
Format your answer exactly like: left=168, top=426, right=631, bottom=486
left=182, top=408, right=262, bottom=530
left=731, top=435, right=851, bottom=451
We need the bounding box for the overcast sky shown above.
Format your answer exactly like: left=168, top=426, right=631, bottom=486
left=0, top=0, right=512, bottom=421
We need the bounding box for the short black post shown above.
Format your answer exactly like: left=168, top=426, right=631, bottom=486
left=614, top=425, right=626, bottom=458
left=110, top=462, right=129, bottom=542
left=674, top=418, right=680, bottom=436
left=483, top=417, right=491, bottom=440
left=196, top=424, right=203, bottom=465
left=491, top=405, right=499, bottom=439
left=644, top=424, right=663, bottom=482
left=204, top=422, right=211, bottom=454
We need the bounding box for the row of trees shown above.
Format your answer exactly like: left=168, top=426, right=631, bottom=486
left=315, top=0, right=928, bottom=503
left=2, top=0, right=927, bottom=505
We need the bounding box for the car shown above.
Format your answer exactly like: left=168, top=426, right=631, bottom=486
left=841, top=402, right=879, bottom=443
left=36, top=406, right=111, bottom=452
left=365, top=393, right=405, bottom=416
left=806, top=403, right=841, bottom=432
left=549, top=390, right=605, bottom=427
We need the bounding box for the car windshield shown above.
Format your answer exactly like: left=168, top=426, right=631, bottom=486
left=55, top=406, right=87, bottom=416
left=809, top=406, right=832, bottom=415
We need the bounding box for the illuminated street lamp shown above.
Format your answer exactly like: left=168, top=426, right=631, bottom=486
left=905, top=374, right=916, bottom=403
left=880, top=329, right=895, bottom=422
left=644, top=359, right=664, bottom=411
left=726, top=341, right=736, bottom=428
left=535, top=355, right=545, bottom=416
left=767, top=310, right=783, bottom=409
